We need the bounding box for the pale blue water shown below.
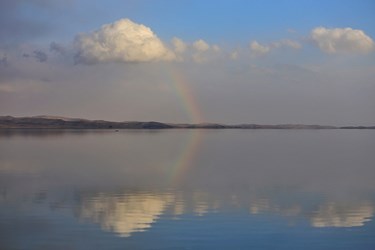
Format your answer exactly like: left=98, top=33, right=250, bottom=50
left=0, top=129, right=374, bottom=249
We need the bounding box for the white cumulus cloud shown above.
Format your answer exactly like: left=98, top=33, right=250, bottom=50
left=191, top=39, right=221, bottom=63
left=193, top=39, right=210, bottom=52
left=74, top=18, right=176, bottom=64
left=250, top=41, right=271, bottom=56
left=311, top=27, right=374, bottom=54
left=250, top=39, right=301, bottom=56
left=171, top=37, right=187, bottom=54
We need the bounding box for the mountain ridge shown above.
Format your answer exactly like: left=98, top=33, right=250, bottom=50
left=0, top=116, right=374, bottom=129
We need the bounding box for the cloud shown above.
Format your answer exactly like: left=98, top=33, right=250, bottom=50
left=250, top=39, right=301, bottom=56
left=193, top=39, right=210, bottom=52
left=272, top=39, right=301, bottom=49
left=33, top=50, right=48, bottom=62
left=22, top=50, right=48, bottom=62
left=0, top=83, right=25, bottom=93
left=0, top=81, right=46, bottom=94
left=172, top=37, right=187, bottom=54
left=250, top=41, right=271, bottom=56
left=230, top=51, right=238, bottom=60
left=190, top=39, right=222, bottom=63
left=212, top=45, right=221, bottom=52
left=0, top=84, right=16, bottom=93
left=311, top=27, right=374, bottom=54
left=50, top=41, right=66, bottom=55
left=74, top=18, right=176, bottom=64
left=192, top=53, right=208, bottom=63
left=0, top=55, right=8, bottom=67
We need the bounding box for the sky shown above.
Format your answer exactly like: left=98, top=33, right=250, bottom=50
left=0, top=0, right=374, bottom=125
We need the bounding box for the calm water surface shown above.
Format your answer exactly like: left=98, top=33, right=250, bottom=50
left=0, top=129, right=374, bottom=249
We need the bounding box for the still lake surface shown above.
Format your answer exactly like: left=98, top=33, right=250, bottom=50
left=0, top=129, right=374, bottom=249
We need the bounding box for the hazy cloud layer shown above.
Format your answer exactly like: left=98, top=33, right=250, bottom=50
left=250, top=39, right=301, bottom=56
left=74, top=19, right=176, bottom=64
left=272, top=39, right=302, bottom=49
left=250, top=41, right=271, bottom=56
left=311, top=27, right=374, bottom=54
left=212, top=45, right=221, bottom=52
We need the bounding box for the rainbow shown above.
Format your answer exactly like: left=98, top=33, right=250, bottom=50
left=170, top=129, right=202, bottom=185
left=163, top=65, right=204, bottom=185
left=166, top=66, right=204, bottom=124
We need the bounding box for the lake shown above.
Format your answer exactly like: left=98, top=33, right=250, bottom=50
left=0, top=129, right=374, bottom=249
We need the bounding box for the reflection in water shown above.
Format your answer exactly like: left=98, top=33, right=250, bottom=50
left=1, top=130, right=375, bottom=249
left=0, top=129, right=95, bottom=138
left=79, top=192, right=175, bottom=237
left=249, top=197, right=374, bottom=228
left=311, top=202, right=374, bottom=228
left=250, top=198, right=273, bottom=214
left=77, top=191, right=223, bottom=236
left=192, top=192, right=210, bottom=216
left=74, top=190, right=375, bottom=238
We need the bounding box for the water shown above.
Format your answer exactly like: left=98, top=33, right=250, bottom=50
left=0, top=129, right=374, bottom=249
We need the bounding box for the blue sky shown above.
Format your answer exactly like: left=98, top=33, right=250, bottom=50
left=129, top=0, right=375, bottom=41
left=18, top=0, right=375, bottom=43
left=0, top=0, right=374, bottom=125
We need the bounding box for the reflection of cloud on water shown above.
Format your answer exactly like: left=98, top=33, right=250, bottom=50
left=78, top=191, right=224, bottom=236
left=78, top=191, right=375, bottom=237
left=172, top=199, right=185, bottom=216
left=79, top=193, right=175, bottom=237
left=249, top=198, right=302, bottom=217
left=311, top=202, right=374, bottom=228
left=192, top=192, right=210, bottom=216
left=249, top=198, right=374, bottom=228
left=250, top=198, right=272, bottom=214
left=3, top=185, right=375, bottom=239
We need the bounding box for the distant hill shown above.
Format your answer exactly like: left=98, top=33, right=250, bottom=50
left=0, top=116, right=373, bottom=129
left=0, top=116, right=172, bottom=129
